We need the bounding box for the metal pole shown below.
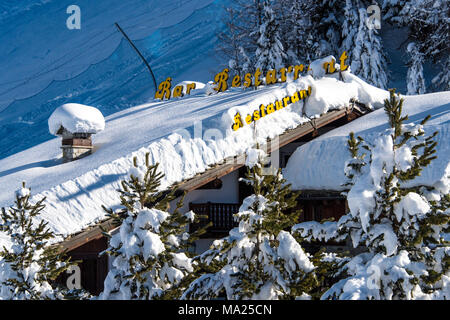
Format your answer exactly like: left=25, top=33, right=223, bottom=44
left=114, top=22, right=157, bottom=93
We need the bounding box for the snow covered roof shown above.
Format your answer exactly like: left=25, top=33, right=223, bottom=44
left=48, top=103, right=105, bottom=136
left=0, top=70, right=405, bottom=248
left=284, top=91, right=450, bottom=192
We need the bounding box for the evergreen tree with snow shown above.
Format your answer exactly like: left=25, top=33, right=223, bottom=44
left=296, top=90, right=449, bottom=299
left=218, top=0, right=265, bottom=74
left=182, top=151, right=317, bottom=300
left=301, top=0, right=342, bottom=59
left=384, top=0, right=450, bottom=92
left=282, top=0, right=319, bottom=65
left=406, top=42, right=426, bottom=95
left=99, top=153, right=209, bottom=300
left=0, top=183, right=88, bottom=300
left=217, top=7, right=248, bottom=77
left=238, top=46, right=253, bottom=76
left=254, top=1, right=287, bottom=71
left=432, top=56, right=450, bottom=92
left=341, top=0, right=389, bottom=89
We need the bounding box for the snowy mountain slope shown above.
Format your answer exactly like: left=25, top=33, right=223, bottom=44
left=0, top=1, right=436, bottom=161
left=0, top=0, right=225, bottom=159
left=284, top=91, right=450, bottom=191
left=0, top=70, right=390, bottom=247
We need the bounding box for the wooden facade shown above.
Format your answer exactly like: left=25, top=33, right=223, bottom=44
left=56, top=237, right=108, bottom=295
left=189, top=202, right=240, bottom=237
left=68, top=237, right=108, bottom=295
left=297, top=191, right=347, bottom=223
left=56, top=127, right=93, bottom=162
left=188, top=195, right=348, bottom=239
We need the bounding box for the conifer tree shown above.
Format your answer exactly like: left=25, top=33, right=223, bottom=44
left=406, top=42, right=426, bottom=94
left=239, top=46, right=253, bottom=76
left=254, top=1, right=287, bottom=72
left=432, top=56, right=450, bottom=92
left=217, top=0, right=264, bottom=74
left=182, top=151, right=317, bottom=300
left=99, top=153, right=209, bottom=300
left=385, top=0, right=450, bottom=92
left=382, top=0, right=408, bottom=21
left=295, top=90, right=449, bottom=299
left=284, top=0, right=319, bottom=65
left=303, top=0, right=342, bottom=58
left=0, top=183, right=87, bottom=300
left=341, top=0, right=388, bottom=89
left=217, top=7, right=247, bottom=77
left=271, top=0, right=292, bottom=57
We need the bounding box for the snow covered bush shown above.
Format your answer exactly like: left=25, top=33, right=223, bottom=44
left=294, top=90, right=449, bottom=299
left=183, top=151, right=317, bottom=300
left=99, top=153, right=209, bottom=300
left=0, top=183, right=87, bottom=300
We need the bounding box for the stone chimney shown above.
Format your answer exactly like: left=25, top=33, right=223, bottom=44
left=57, top=127, right=93, bottom=161
left=48, top=103, right=105, bottom=162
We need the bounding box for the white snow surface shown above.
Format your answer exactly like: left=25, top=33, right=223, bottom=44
left=48, top=103, right=105, bottom=135
left=322, top=249, right=450, bottom=300
left=0, top=70, right=431, bottom=249
left=284, top=91, right=450, bottom=191
left=15, top=187, right=31, bottom=199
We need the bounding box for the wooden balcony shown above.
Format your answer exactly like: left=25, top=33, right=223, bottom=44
left=189, top=202, right=240, bottom=236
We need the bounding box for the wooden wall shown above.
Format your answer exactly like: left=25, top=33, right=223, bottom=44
left=298, top=198, right=347, bottom=223
left=67, top=237, right=108, bottom=295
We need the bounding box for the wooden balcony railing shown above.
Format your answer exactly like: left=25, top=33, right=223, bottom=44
left=189, top=202, right=240, bottom=234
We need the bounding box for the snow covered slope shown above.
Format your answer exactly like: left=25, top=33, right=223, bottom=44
left=0, top=0, right=225, bottom=159
left=0, top=1, right=436, bottom=160
left=0, top=70, right=390, bottom=247
left=284, top=91, right=450, bottom=191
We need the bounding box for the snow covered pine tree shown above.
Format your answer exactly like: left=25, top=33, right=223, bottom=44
left=254, top=1, right=287, bottom=71
left=0, top=183, right=88, bottom=300
left=406, top=42, right=426, bottom=95
left=282, top=0, right=320, bottom=65
left=290, top=0, right=342, bottom=60
left=99, top=153, right=209, bottom=300
left=183, top=150, right=317, bottom=300
left=341, top=0, right=388, bottom=89
left=217, top=0, right=264, bottom=76
left=294, top=90, right=449, bottom=299
left=384, top=0, right=450, bottom=92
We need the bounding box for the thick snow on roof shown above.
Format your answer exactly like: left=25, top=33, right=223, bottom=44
left=48, top=103, right=105, bottom=135
left=284, top=91, right=450, bottom=191
left=0, top=70, right=395, bottom=247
